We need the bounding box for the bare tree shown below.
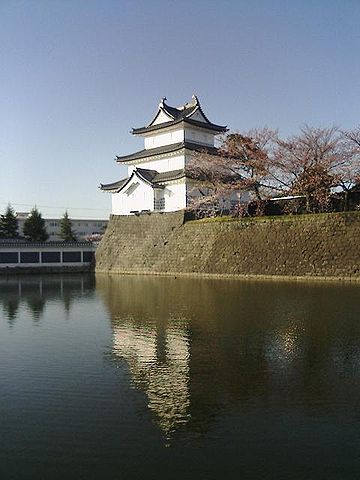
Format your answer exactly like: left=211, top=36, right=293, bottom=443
left=342, top=126, right=360, bottom=185
left=186, top=128, right=278, bottom=215
left=274, top=126, right=353, bottom=213
left=187, top=125, right=360, bottom=217
left=343, top=126, right=360, bottom=149
left=338, top=126, right=360, bottom=209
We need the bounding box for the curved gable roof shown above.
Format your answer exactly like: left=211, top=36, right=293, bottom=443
left=100, top=169, right=159, bottom=194
left=99, top=177, right=129, bottom=192
left=148, top=96, right=199, bottom=126
left=100, top=168, right=186, bottom=193
left=132, top=96, right=227, bottom=135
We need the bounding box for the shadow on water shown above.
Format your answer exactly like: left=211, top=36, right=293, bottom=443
left=0, top=274, right=96, bottom=324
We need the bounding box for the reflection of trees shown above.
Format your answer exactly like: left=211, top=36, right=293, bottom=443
left=97, top=274, right=360, bottom=439
left=0, top=274, right=95, bottom=322
left=2, top=297, right=19, bottom=327
left=0, top=281, right=22, bottom=325
left=26, top=296, right=46, bottom=322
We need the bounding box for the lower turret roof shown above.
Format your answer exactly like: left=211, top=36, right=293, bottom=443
left=100, top=168, right=186, bottom=193
left=116, top=141, right=217, bottom=164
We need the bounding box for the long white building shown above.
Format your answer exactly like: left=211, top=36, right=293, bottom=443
left=100, top=96, right=247, bottom=215
left=16, top=213, right=108, bottom=241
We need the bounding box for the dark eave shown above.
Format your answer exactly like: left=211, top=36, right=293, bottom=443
left=116, top=141, right=218, bottom=164
left=135, top=168, right=158, bottom=185
left=100, top=177, right=129, bottom=192
left=135, top=167, right=186, bottom=186
left=144, top=96, right=200, bottom=128
left=132, top=117, right=227, bottom=135
left=99, top=168, right=186, bottom=193
left=160, top=103, right=197, bottom=121
left=153, top=168, right=185, bottom=183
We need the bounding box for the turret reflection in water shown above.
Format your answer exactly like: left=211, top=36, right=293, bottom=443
left=97, top=275, right=191, bottom=438
left=0, top=275, right=95, bottom=323
left=112, top=319, right=190, bottom=437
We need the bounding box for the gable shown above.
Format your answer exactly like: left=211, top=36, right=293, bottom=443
left=151, top=109, right=174, bottom=126
left=116, top=170, right=155, bottom=195
left=188, top=109, right=208, bottom=123
left=132, top=97, right=227, bottom=135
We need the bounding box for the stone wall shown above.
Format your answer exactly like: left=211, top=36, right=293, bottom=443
left=95, top=211, right=360, bottom=280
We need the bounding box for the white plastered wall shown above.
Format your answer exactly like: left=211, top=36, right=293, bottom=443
left=163, top=181, right=187, bottom=212
left=144, top=129, right=184, bottom=149
left=184, top=127, right=215, bottom=146
left=128, top=154, right=185, bottom=174
left=112, top=177, right=154, bottom=215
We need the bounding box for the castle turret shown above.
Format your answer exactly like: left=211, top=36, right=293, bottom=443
left=100, top=96, right=227, bottom=215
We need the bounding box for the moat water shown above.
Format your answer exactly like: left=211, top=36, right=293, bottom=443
left=1, top=274, right=360, bottom=480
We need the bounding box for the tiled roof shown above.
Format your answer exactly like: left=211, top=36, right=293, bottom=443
left=132, top=96, right=227, bottom=134
left=162, top=102, right=198, bottom=121
left=99, top=178, right=129, bottom=192
left=116, top=141, right=217, bottom=163
left=153, top=168, right=185, bottom=183
left=100, top=168, right=186, bottom=193
left=135, top=167, right=186, bottom=185
left=132, top=117, right=227, bottom=135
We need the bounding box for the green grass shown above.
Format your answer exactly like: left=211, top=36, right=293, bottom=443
left=190, top=210, right=360, bottom=225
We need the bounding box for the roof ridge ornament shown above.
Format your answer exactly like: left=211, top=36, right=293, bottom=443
left=159, top=96, right=167, bottom=108
left=181, top=95, right=199, bottom=110
left=191, top=94, right=199, bottom=106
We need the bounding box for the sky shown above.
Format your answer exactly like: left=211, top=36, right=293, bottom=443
left=1, top=0, right=359, bottom=219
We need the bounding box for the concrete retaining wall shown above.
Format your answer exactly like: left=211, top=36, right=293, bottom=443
left=95, top=211, right=360, bottom=280
left=0, top=242, right=96, bottom=274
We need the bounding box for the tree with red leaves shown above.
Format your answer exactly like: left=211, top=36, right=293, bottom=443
left=187, top=125, right=360, bottom=216
left=186, top=128, right=278, bottom=215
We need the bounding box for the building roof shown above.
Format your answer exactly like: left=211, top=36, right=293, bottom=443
left=132, top=96, right=227, bottom=135
left=99, top=178, right=129, bottom=192
left=116, top=141, right=217, bottom=164
left=152, top=168, right=185, bottom=183
left=16, top=213, right=108, bottom=222
left=0, top=240, right=94, bottom=247
left=100, top=168, right=186, bottom=193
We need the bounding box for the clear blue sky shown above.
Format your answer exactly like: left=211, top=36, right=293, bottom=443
left=1, top=0, right=359, bottom=219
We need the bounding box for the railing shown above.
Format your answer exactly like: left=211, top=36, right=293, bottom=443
left=0, top=242, right=96, bottom=268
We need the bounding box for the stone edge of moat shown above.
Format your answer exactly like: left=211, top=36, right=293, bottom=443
left=95, top=270, right=360, bottom=283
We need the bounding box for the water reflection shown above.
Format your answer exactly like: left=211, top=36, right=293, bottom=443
left=97, top=275, right=360, bottom=441
left=97, top=275, right=191, bottom=438
left=0, top=274, right=95, bottom=323
left=113, top=320, right=190, bottom=437
left=1, top=274, right=360, bottom=478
